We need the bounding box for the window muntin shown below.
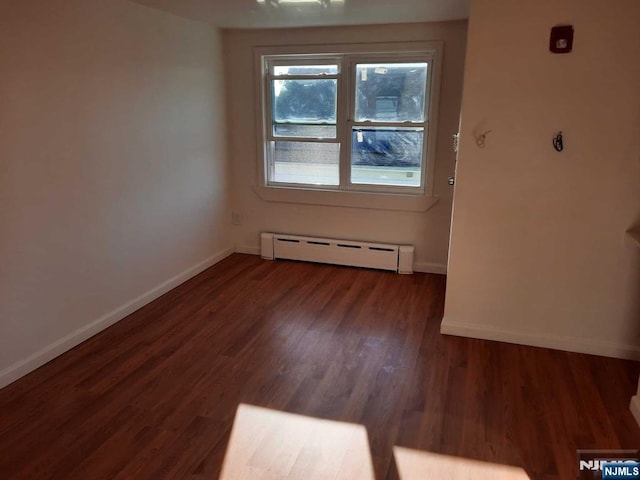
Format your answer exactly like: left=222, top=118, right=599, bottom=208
left=262, top=51, right=435, bottom=193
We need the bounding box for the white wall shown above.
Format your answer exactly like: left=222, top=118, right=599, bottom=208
left=0, top=0, right=232, bottom=387
left=443, top=0, right=640, bottom=359
left=223, top=22, right=468, bottom=272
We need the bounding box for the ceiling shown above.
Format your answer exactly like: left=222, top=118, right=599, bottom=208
left=132, top=0, right=470, bottom=29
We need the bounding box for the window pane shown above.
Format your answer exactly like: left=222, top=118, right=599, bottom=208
left=354, top=63, right=428, bottom=122
left=269, top=141, right=339, bottom=186
left=272, top=79, right=337, bottom=125
left=351, top=127, right=423, bottom=187
left=273, top=65, right=338, bottom=76
left=274, top=124, right=337, bottom=138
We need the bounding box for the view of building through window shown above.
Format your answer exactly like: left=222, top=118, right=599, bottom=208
left=262, top=51, right=435, bottom=192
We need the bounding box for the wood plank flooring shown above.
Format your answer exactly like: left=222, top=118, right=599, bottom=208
left=0, top=253, right=638, bottom=479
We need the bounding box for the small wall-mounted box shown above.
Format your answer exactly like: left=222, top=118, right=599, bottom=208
left=550, top=25, right=574, bottom=54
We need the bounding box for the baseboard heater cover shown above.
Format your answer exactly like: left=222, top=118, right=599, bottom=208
left=261, top=232, right=414, bottom=274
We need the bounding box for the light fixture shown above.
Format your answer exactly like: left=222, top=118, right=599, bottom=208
left=257, top=0, right=344, bottom=7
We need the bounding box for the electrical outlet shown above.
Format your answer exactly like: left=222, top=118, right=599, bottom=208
left=232, top=212, right=243, bottom=226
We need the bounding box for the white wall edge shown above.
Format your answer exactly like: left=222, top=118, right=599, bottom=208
left=440, top=318, right=640, bottom=361
left=631, top=396, right=640, bottom=427
left=414, top=262, right=447, bottom=275
left=0, top=247, right=235, bottom=390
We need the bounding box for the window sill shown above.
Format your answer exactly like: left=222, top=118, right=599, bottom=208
left=252, top=185, right=439, bottom=212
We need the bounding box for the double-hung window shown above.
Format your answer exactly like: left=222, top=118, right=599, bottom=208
left=258, top=43, right=441, bottom=196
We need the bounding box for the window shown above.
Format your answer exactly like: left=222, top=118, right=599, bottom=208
left=257, top=43, right=441, bottom=196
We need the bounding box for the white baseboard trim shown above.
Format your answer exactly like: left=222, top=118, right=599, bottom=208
left=440, top=319, right=640, bottom=361
left=235, top=245, right=261, bottom=256
left=413, top=262, right=447, bottom=275
left=0, top=247, right=234, bottom=390
left=631, top=396, right=640, bottom=427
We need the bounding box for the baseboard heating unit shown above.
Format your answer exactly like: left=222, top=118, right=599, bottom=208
left=260, top=233, right=414, bottom=274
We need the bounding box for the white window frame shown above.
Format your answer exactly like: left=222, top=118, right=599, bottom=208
left=254, top=42, right=443, bottom=199
left=264, top=55, right=342, bottom=189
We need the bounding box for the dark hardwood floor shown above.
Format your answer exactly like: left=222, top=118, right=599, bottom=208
left=0, top=254, right=638, bottom=479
